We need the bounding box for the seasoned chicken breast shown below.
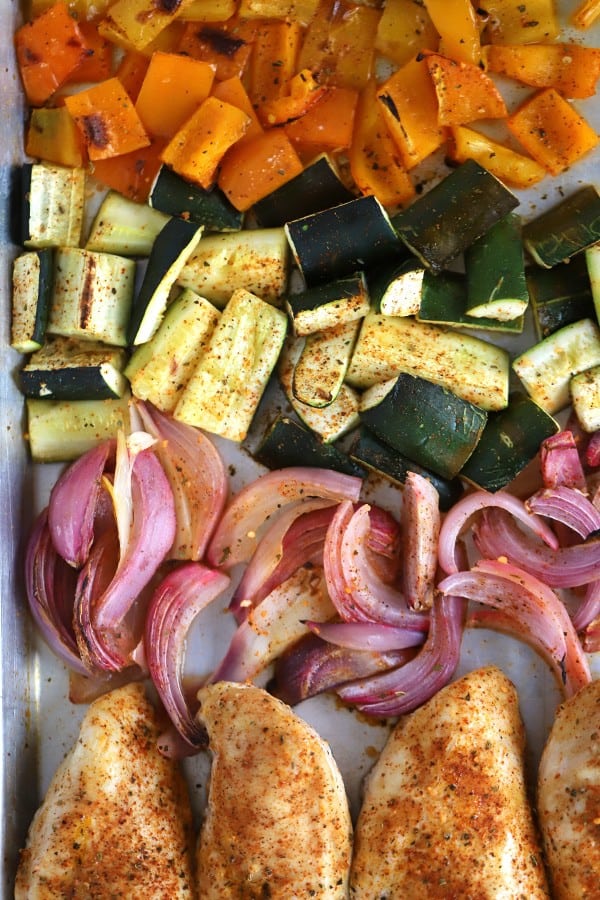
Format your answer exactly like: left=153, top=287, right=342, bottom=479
left=350, top=665, right=550, bottom=899
left=196, top=681, right=353, bottom=898
left=537, top=677, right=600, bottom=899
left=15, top=683, right=196, bottom=899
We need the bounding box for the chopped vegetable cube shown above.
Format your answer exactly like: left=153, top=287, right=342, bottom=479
left=65, top=77, right=151, bottom=161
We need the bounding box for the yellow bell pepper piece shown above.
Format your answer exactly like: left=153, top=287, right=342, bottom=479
left=482, top=0, right=559, bottom=44
left=375, top=0, right=439, bottom=67
left=26, top=107, right=86, bottom=168
left=98, top=0, right=196, bottom=51
left=447, top=125, right=547, bottom=188
left=135, top=52, right=215, bottom=138
left=422, top=0, right=481, bottom=65
left=484, top=43, right=600, bottom=100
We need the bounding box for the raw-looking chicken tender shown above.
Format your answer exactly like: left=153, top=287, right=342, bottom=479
left=350, top=665, right=550, bottom=898
left=196, top=680, right=353, bottom=898
left=15, top=683, right=196, bottom=899
left=538, top=677, right=600, bottom=899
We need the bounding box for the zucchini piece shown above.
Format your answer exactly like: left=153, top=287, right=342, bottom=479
left=85, top=191, right=170, bottom=257
left=417, top=270, right=524, bottom=334
left=125, top=288, right=220, bottom=412
left=177, top=228, right=289, bottom=307
left=22, top=162, right=86, bottom=249
left=48, top=248, right=136, bottom=347
left=570, top=366, right=600, bottom=433
left=253, top=154, right=354, bottom=228
left=523, top=185, right=600, bottom=268
left=285, top=195, right=406, bottom=287
left=11, top=249, right=53, bottom=353
left=26, top=394, right=131, bottom=463
left=20, top=337, right=128, bottom=400
left=465, top=213, right=528, bottom=321
left=286, top=272, right=370, bottom=336
left=391, top=160, right=519, bottom=273
left=173, top=288, right=288, bottom=442
left=512, top=318, right=600, bottom=414
left=527, top=254, right=595, bottom=340
left=459, top=394, right=560, bottom=492
left=278, top=336, right=361, bottom=443
left=348, top=427, right=464, bottom=512
left=347, top=311, right=510, bottom=412
left=368, top=258, right=426, bottom=317
left=253, top=414, right=366, bottom=478
left=149, top=165, right=243, bottom=232
left=586, top=243, right=600, bottom=320
left=360, top=373, right=487, bottom=480
left=292, top=319, right=361, bottom=408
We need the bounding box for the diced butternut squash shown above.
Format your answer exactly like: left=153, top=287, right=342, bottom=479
left=482, top=0, right=559, bottom=44
left=218, top=129, right=304, bottom=211
left=506, top=88, right=599, bottom=176
left=183, top=0, right=237, bottom=21
left=247, top=20, right=302, bottom=106
left=14, top=2, right=88, bottom=106
left=422, top=0, right=481, bottom=65
left=423, top=51, right=507, bottom=126
left=177, top=20, right=254, bottom=81
left=375, top=0, right=439, bottom=67
left=98, top=0, right=196, bottom=51
left=161, top=96, right=251, bottom=188
left=484, top=43, right=600, bottom=100
left=211, top=76, right=264, bottom=140
left=135, top=52, right=215, bottom=138
left=284, top=86, right=358, bottom=154
left=115, top=50, right=150, bottom=101
left=26, top=106, right=86, bottom=168
left=377, top=55, right=445, bottom=170
left=65, top=77, right=151, bottom=160
left=258, top=69, right=327, bottom=126
left=447, top=124, right=547, bottom=188
left=571, top=0, right=600, bottom=28
left=349, top=78, right=415, bottom=208
left=90, top=139, right=166, bottom=201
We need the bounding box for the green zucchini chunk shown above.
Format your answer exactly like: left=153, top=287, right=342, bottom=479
left=22, top=162, right=86, bottom=249
left=49, top=248, right=136, bottom=347
left=512, top=317, right=600, bottom=415
left=586, top=244, right=600, bottom=321
left=125, top=288, right=220, bottom=413
left=459, top=394, right=559, bottom=492
left=527, top=254, right=595, bottom=340
left=367, top=258, right=426, bottom=317
left=360, top=372, right=488, bottom=480
left=417, top=270, right=524, bottom=334
left=253, top=414, right=366, bottom=478
left=20, top=337, right=128, bottom=400
left=292, top=319, right=361, bottom=408
left=177, top=228, right=290, bottom=307
left=523, top=185, right=600, bottom=269
left=391, top=160, right=519, bottom=273
left=253, top=154, right=354, bottom=228
left=348, top=427, right=464, bottom=512
left=11, top=248, right=53, bottom=353
left=465, top=213, right=528, bottom=321
left=149, top=165, right=243, bottom=232
left=86, top=191, right=170, bottom=257
left=570, top=365, right=600, bottom=433
left=286, top=272, right=370, bottom=336
left=285, top=194, right=406, bottom=286
left=26, top=394, right=131, bottom=463
left=127, top=217, right=204, bottom=346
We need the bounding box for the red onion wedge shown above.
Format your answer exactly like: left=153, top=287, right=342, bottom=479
left=526, top=486, right=600, bottom=539
left=135, top=401, right=228, bottom=561
left=401, top=471, right=440, bottom=610
left=571, top=577, right=600, bottom=633
left=145, top=562, right=230, bottom=754
left=206, top=467, right=362, bottom=569
left=305, top=620, right=426, bottom=651
left=540, top=431, right=587, bottom=490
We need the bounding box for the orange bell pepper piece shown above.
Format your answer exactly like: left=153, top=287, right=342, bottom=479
left=422, top=0, right=481, bottom=65
left=64, top=77, right=151, bottom=160
left=177, top=20, right=254, bottom=81
left=67, top=20, right=113, bottom=84
left=26, top=106, right=86, bottom=168
left=258, top=69, right=327, bottom=126
left=115, top=51, right=150, bottom=102
left=161, top=96, right=251, bottom=189
left=423, top=52, right=507, bottom=126
left=90, top=139, right=166, bottom=202
left=217, top=129, right=304, bottom=211
left=284, top=86, right=358, bottom=154
left=349, top=78, right=415, bottom=209
left=211, top=76, right=264, bottom=140
left=14, top=2, right=88, bottom=106
left=482, top=0, right=559, bottom=44
left=247, top=20, right=303, bottom=106
left=135, top=52, right=215, bottom=138
left=484, top=43, right=600, bottom=100
left=506, top=88, right=599, bottom=176
left=447, top=125, right=547, bottom=189
left=571, top=0, right=600, bottom=28
left=375, top=0, right=439, bottom=67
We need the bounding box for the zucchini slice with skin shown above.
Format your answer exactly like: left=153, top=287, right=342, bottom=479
left=527, top=254, right=595, bottom=340
left=570, top=365, right=600, bottom=433
left=125, top=288, right=220, bottom=413
left=86, top=191, right=170, bottom=257
left=49, top=248, right=136, bottom=348
left=20, top=337, right=128, bottom=400
left=286, top=272, right=370, bottom=336
left=586, top=244, right=600, bottom=321
left=465, top=213, right=528, bottom=321
left=174, top=288, right=288, bottom=442
left=359, top=373, right=488, bottom=480
left=368, top=258, right=426, bottom=317
left=512, top=318, right=600, bottom=415
left=22, top=162, right=86, bottom=249
left=26, top=394, right=131, bottom=463
left=417, top=270, right=524, bottom=334
left=459, top=393, right=560, bottom=492
left=128, top=217, right=204, bottom=346
left=11, top=249, right=53, bottom=353
left=523, top=185, right=600, bottom=268
left=292, top=319, right=361, bottom=408
left=347, top=311, right=510, bottom=412
left=253, top=414, right=366, bottom=478
left=391, top=160, right=519, bottom=273
left=149, top=165, right=243, bottom=232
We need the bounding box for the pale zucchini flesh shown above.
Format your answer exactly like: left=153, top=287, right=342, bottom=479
left=586, top=244, right=600, bottom=321
left=417, top=270, right=524, bottom=334
left=20, top=337, right=128, bottom=400
left=369, top=259, right=426, bottom=317
left=292, top=319, right=361, bottom=408
left=26, top=395, right=131, bottom=463
left=23, top=163, right=86, bottom=249
left=286, top=272, right=370, bottom=336
left=570, top=365, right=600, bottom=432
left=85, top=191, right=170, bottom=257
left=11, top=249, right=53, bottom=353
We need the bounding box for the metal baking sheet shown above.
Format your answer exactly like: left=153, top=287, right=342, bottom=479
left=1, top=1, right=600, bottom=895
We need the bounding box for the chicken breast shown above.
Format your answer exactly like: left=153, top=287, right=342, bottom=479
left=350, top=665, right=550, bottom=899
left=15, top=683, right=196, bottom=899
left=537, top=677, right=600, bottom=899
left=195, top=681, right=353, bottom=898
